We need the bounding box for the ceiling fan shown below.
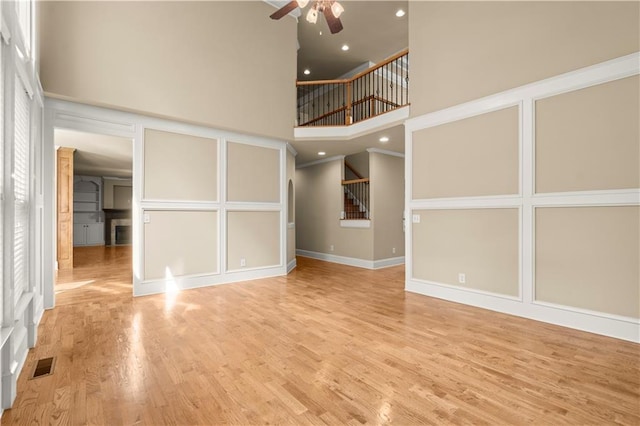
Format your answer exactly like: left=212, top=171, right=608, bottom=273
left=270, top=0, right=344, bottom=34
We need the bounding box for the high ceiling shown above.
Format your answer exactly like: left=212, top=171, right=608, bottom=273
left=287, top=0, right=409, bottom=164
left=296, top=1, right=409, bottom=81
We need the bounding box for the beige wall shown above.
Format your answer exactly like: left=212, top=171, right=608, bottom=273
left=412, top=106, right=519, bottom=199
left=144, top=129, right=218, bottom=201
left=370, top=153, right=404, bottom=260
left=536, top=75, right=640, bottom=193
left=103, top=178, right=132, bottom=209
left=535, top=206, right=639, bottom=318
left=144, top=210, right=218, bottom=280
left=227, top=142, right=280, bottom=203
left=345, top=151, right=369, bottom=179
left=296, top=159, right=374, bottom=260
left=227, top=211, right=280, bottom=271
left=409, top=1, right=640, bottom=115
left=413, top=209, right=519, bottom=297
left=142, top=128, right=285, bottom=282
left=38, top=1, right=297, bottom=140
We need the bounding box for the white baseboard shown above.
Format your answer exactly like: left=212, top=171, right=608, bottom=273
left=406, top=279, right=640, bottom=343
left=287, top=258, right=297, bottom=273
left=372, top=256, right=406, bottom=269
left=297, top=249, right=404, bottom=270
left=134, top=265, right=287, bottom=297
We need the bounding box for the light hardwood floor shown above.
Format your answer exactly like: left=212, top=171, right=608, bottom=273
left=2, top=247, right=639, bottom=424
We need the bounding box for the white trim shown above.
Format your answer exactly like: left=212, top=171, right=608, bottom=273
left=296, top=155, right=344, bottom=169
left=407, top=280, right=639, bottom=343
left=366, top=148, right=404, bottom=158
left=44, top=98, right=289, bottom=300
left=339, top=219, right=371, bottom=229
left=225, top=203, right=281, bottom=211
left=297, top=249, right=405, bottom=270
left=532, top=299, right=640, bottom=325
left=141, top=201, right=220, bottom=210
left=294, top=106, right=410, bottom=141
left=412, top=195, right=521, bottom=210
left=286, top=143, right=298, bottom=157
left=405, top=52, right=640, bottom=342
left=134, top=265, right=286, bottom=297
left=287, top=258, right=297, bottom=273
left=405, top=52, right=639, bottom=132
left=372, top=256, right=405, bottom=269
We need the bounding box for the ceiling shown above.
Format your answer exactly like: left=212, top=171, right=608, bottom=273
left=293, top=123, right=404, bottom=164
left=296, top=1, right=409, bottom=81
left=54, top=129, right=133, bottom=179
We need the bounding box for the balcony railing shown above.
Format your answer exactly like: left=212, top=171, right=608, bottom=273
left=297, top=49, right=409, bottom=127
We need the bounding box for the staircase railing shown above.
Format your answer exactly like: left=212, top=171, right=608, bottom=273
left=342, top=178, right=370, bottom=220
left=297, top=49, right=409, bottom=127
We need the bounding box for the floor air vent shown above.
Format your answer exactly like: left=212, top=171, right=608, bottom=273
left=31, top=357, right=55, bottom=379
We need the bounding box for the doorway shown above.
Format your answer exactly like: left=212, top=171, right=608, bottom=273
left=54, top=129, right=134, bottom=303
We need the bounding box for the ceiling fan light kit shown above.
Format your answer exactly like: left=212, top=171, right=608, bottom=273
left=271, top=0, right=345, bottom=34
left=306, top=7, right=318, bottom=24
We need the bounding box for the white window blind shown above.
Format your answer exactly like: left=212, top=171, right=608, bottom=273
left=14, top=76, right=30, bottom=305
left=0, top=44, right=4, bottom=322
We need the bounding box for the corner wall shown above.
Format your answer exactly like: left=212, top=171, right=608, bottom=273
left=296, top=151, right=405, bottom=269
left=406, top=1, right=639, bottom=342
left=296, top=158, right=374, bottom=264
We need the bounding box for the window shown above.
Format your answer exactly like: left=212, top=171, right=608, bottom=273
left=17, top=0, right=31, bottom=57
left=13, top=76, right=30, bottom=305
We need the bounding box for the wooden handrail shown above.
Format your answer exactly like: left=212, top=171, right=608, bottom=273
left=297, top=78, right=350, bottom=86
left=342, top=178, right=370, bottom=185
left=296, top=49, right=408, bottom=127
left=352, top=95, right=399, bottom=108
left=299, top=105, right=347, bottom=126
left=296, top=49, right=408, bottom=87
left=344, top=160, right=363, bottom=179
left=351, top=48, right=409, bottom=82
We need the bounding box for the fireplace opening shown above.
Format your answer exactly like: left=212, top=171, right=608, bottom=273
left=115, top=225, right=131, bottom=245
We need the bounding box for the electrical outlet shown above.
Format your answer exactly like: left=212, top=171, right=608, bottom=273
left=143, top=213, right=151, bottom=223
left=240, top=258, right=246, bottom=267
left=412, top=214, right=420, bottom=223
left=330, top=245, right=334, bottom=252
left=458, top=273, right=466, bottom=284
left=392, top=247, right=396, bottom=254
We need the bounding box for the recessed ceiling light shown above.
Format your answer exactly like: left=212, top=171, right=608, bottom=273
left=318, top=151, right=326, bottom=156
left=303, top=69, right=311, bottom=75
left=319, top=31, right=323, bottom=35
left=379, top=136, right=389, bottom=143
left=395, top=9, right=406, bottom=17
left=341, top=44, right=349, bottom=51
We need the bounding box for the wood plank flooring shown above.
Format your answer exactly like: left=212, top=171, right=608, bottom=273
left=2, top=247, right=639, bottom=424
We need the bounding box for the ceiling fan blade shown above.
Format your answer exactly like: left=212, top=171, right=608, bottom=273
left=270, top=1, right=299, bottom=20
left=323, top=6, right=343, bottom=34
